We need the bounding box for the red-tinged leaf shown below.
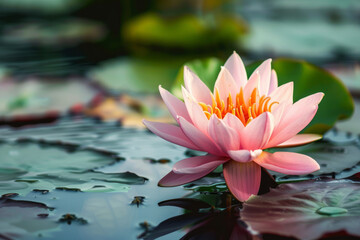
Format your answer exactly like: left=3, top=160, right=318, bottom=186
left=242, top=178, right=360, bottom=240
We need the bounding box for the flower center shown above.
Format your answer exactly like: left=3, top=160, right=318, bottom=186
left=199, top=87, right=278, bottom=126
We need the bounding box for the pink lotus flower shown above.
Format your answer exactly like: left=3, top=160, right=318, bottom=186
left=143, top=52, right=324, bottom=202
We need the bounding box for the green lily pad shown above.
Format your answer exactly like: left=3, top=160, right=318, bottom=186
left=172, top=57, right=354, bottom=134
left=171, top=57, right=223, bottom=99
left=242, top=177, right=360, bottom=239
left=247, top=59, right=354, bottom=133
left=0, top=141, right=146, bottom=195
left=122, top=13, right=247, bottom=51
left=88, top=57, right=184, bottom=94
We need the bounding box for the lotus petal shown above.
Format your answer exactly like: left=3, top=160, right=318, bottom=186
left=223, top=161, right=261, bottom=202
left=254, top=151, right=320, bottom=175
left=143, top=120, right=200, bottom=150
left=224, top=51, right=247, bottom=89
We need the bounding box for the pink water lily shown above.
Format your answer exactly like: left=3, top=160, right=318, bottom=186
left=143, top=52, right=324, bottom=202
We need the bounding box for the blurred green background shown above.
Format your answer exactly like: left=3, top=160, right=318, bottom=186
left=1, top=0, right=359, bottom=76
left=0, top=0, right=359, bottom=130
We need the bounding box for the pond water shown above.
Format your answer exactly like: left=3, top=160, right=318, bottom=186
left=0, top=118, right=190, bottom=239
left=1, top=0, right=360, bottom=239
left=1, top=118, right=360, bottom=239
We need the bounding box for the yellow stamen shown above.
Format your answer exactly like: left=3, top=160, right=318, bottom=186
left=200, top=87, right=278, bottom=125
left=251, top=103, right=257, bottom=118
left=204, top=111, right=212, bottom=119
left=269, top=101, right=279, bottom=111
left=248, top=106, right=253, bottom=119
left=199, top=102, right=208, bottom=111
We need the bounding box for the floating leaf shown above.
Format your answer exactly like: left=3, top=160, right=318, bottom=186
left=242, top=177, right=360, bottom=240
left=0, top=197, right=59, bottom=238
left=0, top=142, right=146, bottom=195
left=88, top=57, right=183, bottom=94
left=122, top=13, right=247, bottom=52
left=0, top=168, right=26, bottom=181
left=171, top=57, right=223, bottom=99
left=0, top=118, right=188, bottom=160
left=0, top=118, right=192, bottom=240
